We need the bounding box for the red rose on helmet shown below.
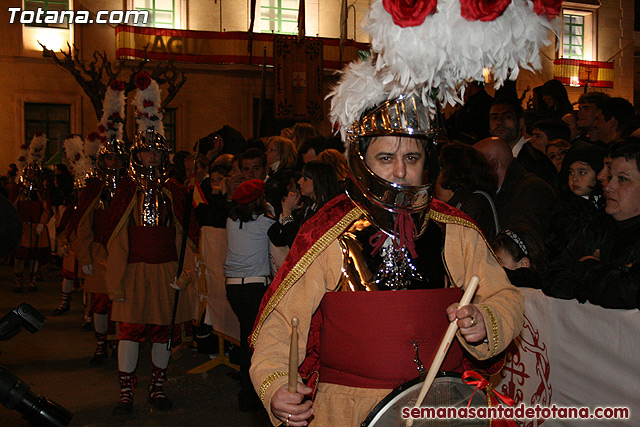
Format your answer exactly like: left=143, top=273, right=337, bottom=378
left=460, top=0, right=511, bottom=21
left=88, top=132, right=100, bottom=141
left=530, top=0, right=561, bottom=18
left=98, top=124, right=106, bottom=133
left=110, top=79, right=125, bottom=91
left=382, top=0, right=437, bottom=28
left=143, top=100, right=154, bottom=108
left=135, top=71, right=152, bottom=90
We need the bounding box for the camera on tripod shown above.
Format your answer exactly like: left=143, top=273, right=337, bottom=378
left=0, top=303, right=72, bottom=427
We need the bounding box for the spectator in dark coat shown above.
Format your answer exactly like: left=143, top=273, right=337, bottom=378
left=475, top=137, right=557, bottom=240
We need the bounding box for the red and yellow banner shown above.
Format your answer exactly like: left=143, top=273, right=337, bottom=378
left=553, top=58, right=614, bottom=88
left=115, top=25, right=368, bottom=70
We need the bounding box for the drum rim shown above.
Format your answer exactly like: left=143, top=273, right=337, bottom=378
left=360, top=371, right=484, bottom=427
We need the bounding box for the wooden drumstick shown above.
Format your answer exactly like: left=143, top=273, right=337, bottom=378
left=288, top=317, right=299, bottom=393
left=406, top=276, right=480, bottom=427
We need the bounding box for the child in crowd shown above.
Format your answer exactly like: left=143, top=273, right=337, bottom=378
left=492, top=226, right=548, bottom=289
left=546, top=142, right=604, bottom=259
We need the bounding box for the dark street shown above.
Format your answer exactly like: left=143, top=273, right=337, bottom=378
left=0, top=262, right=270, bottom=426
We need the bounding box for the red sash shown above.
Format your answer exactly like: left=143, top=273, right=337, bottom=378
left=17, top=200, right=42, bottom=223
left=93, top=207, right=111, bottom=245
left=316, top=288, right=464, bottom=389
left=127, top=226, right=177, bottom=264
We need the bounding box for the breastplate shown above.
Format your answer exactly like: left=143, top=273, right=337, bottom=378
left=134, top=186, right=171, bottom=227
left=336, top=218, right=446, bottom=292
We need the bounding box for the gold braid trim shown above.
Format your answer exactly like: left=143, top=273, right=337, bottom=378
left=250, top=206, right=363, bottom=348
left=480, top=303, right=499, bottom=357
left=428, top=209, right=499, bottom=259
left=259, top=371, right=287, bottom=404
left=106, top=196, right=136, bottom=249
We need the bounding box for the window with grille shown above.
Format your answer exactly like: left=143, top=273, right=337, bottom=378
left=563, top=13, right=585, bottom=59
left=260, top=0, right=299, bottom=34
left=23, top=0, right=69, bottom=28
left=133, top=0, right=175, bottom=28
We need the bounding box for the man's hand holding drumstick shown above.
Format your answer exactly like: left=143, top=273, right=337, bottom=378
left=271, top=317, right=313, bottom=427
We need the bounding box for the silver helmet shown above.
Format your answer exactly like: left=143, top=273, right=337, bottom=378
left=96, top=138, right=129, bottom=189
left=345, top=94, right=442, bottom=237
left=20, top=161, right=43, bottom=191
left=129, top=129, right=171, bottom=189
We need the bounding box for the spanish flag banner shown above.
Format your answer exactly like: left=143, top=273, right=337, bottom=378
left=188, top=175, right=208, bottom=208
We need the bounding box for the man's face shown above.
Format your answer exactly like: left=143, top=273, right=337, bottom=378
left=604, top=158, right=640, bottom=221
left=577, top=102, right=598, bottom=129
left=364, top=136, right=425, bottom=186
left=489, top=104, right=522, bottom=146
left=138, top=149, right=162, bottom=167
left=241, top=157, right=266, bottom=180
left=593, top=110, right=615, bottom=143
left=530, top=129, right=550, bottom=152
left=102, top=153, right=124, bottom=169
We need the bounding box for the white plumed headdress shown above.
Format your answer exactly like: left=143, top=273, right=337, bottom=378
left=329, top=0, right=561, bottom=138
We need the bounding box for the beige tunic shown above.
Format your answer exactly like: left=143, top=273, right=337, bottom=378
left=250, top=221, right=524, bottom=426
left=71, top=196, right=108, bottom=294
left=106, top=189, right=195, bottom=325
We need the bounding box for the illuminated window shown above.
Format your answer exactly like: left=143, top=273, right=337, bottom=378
left=23, top=0, right=70, bottom=28
left=561, top=7, right=597, bottom=61
left=563, top=14, right=584, bottom=59
left=133, top=0, right=175, bottom=28
left=260, top=0, right=299, bottom=34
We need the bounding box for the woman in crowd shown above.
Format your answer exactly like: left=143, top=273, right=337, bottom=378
left=224, top=179, right=276, bottom=411
left=435, top=142, right=500, bottom=240
left=541, top=78, right=574, bottom=121
left=545, top=139, right=571, bottom=172
left=492, top=226, right=548, bottom=289
left=268, top=161, right=341, bottom=249
left=264, top=136, right=298, bottom=217
left=316, top=148, right=349, bottom=183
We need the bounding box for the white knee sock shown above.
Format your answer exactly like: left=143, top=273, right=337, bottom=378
left=151, top=343, right=171, bottom=369
left=94, top=313, right=108, bottom=334
left=61, top=278, right=73, bottom=293
left=118, top=340, right=139, bottom=373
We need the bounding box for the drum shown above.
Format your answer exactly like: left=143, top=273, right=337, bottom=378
left=361, top=373, right=489, bottom=427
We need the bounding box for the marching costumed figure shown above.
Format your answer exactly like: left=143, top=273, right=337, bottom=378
left=52, top=134, right=91, bottom=316
left=106, top=72, right=198, bottom=415
left=13, top=132, right=52, bottom=292
left=249, top=1, right=561, bottom=425
left=64, top=81, right=129, bottom=367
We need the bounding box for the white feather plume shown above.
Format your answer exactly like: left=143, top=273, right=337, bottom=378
left=63, top=135, right=90, bottom=183
left=134, top=78, right=164, bottom=136
left=99, top=84, right=126, bottom=141
left=329, top=0, right=559, bottom=135
left=28, top=133, right=48, bottom=165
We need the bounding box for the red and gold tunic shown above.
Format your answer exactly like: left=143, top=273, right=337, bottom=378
left=249, top=194, right=524, bottom=426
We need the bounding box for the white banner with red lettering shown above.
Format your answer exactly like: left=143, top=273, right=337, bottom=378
left=492, top=288, right=639, bottom=426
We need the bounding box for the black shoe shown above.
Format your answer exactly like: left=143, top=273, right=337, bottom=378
left=148, top=395, right=173, bottom=411
left=112, top=401, right=133, bottom=416
left=51, top=305, right=70, bottom=316
left=89, top=352, right=108, bottom=366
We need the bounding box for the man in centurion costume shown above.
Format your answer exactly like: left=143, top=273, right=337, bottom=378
left=67, top=138, right=129, bottom=364
left=106, top=72, right=198, bottom=415
left=249, top=1, right=561, bottom=425
left=14, top=133, right=51, bottom=293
